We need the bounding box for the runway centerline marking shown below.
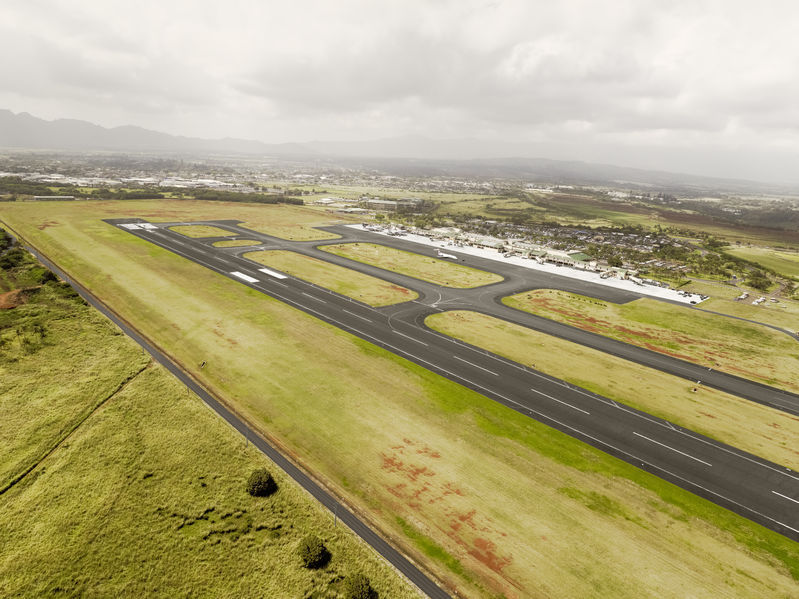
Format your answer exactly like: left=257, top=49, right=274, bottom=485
left=342, top=309, right=372, bottom=323
left=302, top=292, right=326, bottom=303
left=393, top=330, right=429, bottom=346
left=530, top=388, right=590, bottom=415
left=453, top=355, right=499, bottom=376
left=633, top=432, right=712, bottom=467
left=772, top=491, right=799, bottom=505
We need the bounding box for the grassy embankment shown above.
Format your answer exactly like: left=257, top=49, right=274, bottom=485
left=2, top=200, right=798, bottom=598
left=504, top=289, right=799, bottom=394
left=243, top=250, right=418, bottom=307
left=425, top=310, right=799, bottom=470
left=323, top=242, right=503, bottom=288
left=0, top=243, right=417, bottom=598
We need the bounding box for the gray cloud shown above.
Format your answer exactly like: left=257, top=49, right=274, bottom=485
left=1, top=0, right=798, bottom=182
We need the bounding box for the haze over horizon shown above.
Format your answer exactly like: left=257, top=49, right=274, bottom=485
left=2, top=1, right=799, bottom=184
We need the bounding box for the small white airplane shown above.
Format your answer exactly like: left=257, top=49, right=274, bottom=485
left=436, top=250, right=457, bottom=260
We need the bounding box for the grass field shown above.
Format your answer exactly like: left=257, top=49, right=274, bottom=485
left=726, top=246, right=799, bottom=279
left=243, top=250, right=418, bottom=306
left=425, top=310, right=799, bottom=470
left=2, top=200, right=798, bottom=598
left=169, top=225, right=237, bottom=238
left=0, top=250, right=417, bottom=598
left=504, top=289, right=799, bottom=393
left=212, top=239, right=262, bottom=248
left=322, top=242, right=503, bottom=288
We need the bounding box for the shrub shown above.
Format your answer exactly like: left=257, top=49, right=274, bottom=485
left=343, top=573, right=377, bottom=599
left=246, top=468, right=277, bottom=497
left=296, top=535, right=330, bottom=569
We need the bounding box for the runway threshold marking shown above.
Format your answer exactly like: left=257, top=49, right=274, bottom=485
left=633, top=432, right=712, bottom=466
left=342, top=309, right=372, bottom=323
left=258, top=267, right=288, bottom=279
left=231, top=271, right=259, bottom=283
left=530, top=388, right=590, bottom=415
left=453, top=355, right=499, bottom=376
left=772, top=491, right=799, bottom=505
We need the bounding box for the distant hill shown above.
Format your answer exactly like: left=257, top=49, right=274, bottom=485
left=0, top=109, right=791, bottom=194
left=0, top=109, right=310, bottom=156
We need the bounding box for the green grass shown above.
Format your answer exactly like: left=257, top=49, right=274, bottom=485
left=169, top=225, right=237, bottom=238
left=322, top=242, right=503, bottom=288
left=726, top=246, right=799, bottom=279
left=212, top=239, right=262, bottom=248
left=0, top=254, right=419, bottom=599
left=2, top=200, right=798, bottom=598
left=425, top=310, right=799, bottom=470
left=504, top=289, right=799, bottom=393
left=242, top=250, right=418, bottom=306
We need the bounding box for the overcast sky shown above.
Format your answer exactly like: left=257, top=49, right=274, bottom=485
left=2, top=0, right=799, bottom=182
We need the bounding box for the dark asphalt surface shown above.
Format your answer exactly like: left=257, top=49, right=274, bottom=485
left=8, top=227, right=451, bottom=599
left=105, top=218, right=799, bottom=544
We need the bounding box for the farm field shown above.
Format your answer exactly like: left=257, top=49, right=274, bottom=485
left=503, top=289, right=799, bottom=393
left=0, top=248, right=416, bottom=599
left=322, top=242, right=503, bottom=288
left=726, top=246, right=799, bottom=279
left=425, top=310, right=799, bottom=470
left=169, top=224, right=237, bottom=238
left=2, top=200, right=798, bottom=598
left=243, top=249, right=418, bottom=306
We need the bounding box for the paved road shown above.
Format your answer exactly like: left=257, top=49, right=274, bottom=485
left=9, top=227, right=451, bottom=599
left=107, top=218, right=799, bottom=543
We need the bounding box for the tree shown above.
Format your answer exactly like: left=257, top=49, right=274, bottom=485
left=246, top=468, right=277, bottom=497
left=608, top=255, right=623, bottom=268
left=297, top=535, right=330, bottom=569
left=343, top=573, right=378, bottom=599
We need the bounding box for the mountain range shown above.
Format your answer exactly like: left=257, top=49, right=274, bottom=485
left=0, top=109, right=790, bottom=193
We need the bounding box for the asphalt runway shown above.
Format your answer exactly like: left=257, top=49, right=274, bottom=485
left=108, top=218, right=799, bottom=544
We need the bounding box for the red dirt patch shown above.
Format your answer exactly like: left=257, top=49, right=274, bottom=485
left=470, top=537, right=513, bottom=574
left=37, top=220, right=60, bottom=230
left=390, top=284, right=411, bottom=295
left=0, top=288, right=36, bottom=309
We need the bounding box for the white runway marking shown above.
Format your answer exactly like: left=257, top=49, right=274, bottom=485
left=230, top=271, right=259, bottom=283
left=343, top=309, right=372, bottom=323
left=633, top=432, right=712, bottom=466
left=772, top=491, right=799, bottom=505
left=302, top=292, right=326, bottom=303
left=120, top=223, right=141, bottom=229
left=453, top=355, right=499, bottom=376
left=530, top=388, right=590, bottom=414
left=258, top=267, right=288, bottom=279
left=393, top=330, right=429, bottom=346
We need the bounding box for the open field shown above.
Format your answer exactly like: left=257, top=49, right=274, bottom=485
left=212, top=239, right=262, bottom=248
left=426, top=310, right=799, bottom=470
left=243, top=250, right=418, bottom=306
left=169, top=224, right=237, bottom=238
left=323, top=242, right=503, bottom=288
left=0, top=251, right=417, bottom=598
left=726, top=246, right=799, bottom=279
left=504, top=289, right=799, bottom=393
left=2, top=200, right=798, bottom=598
